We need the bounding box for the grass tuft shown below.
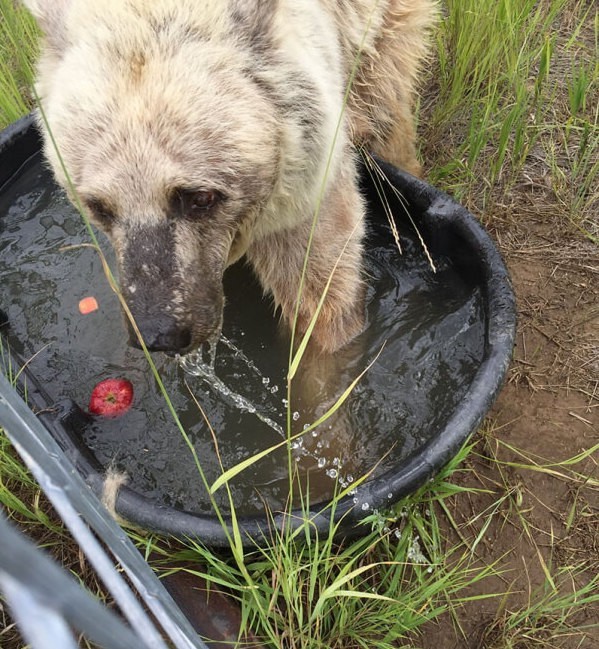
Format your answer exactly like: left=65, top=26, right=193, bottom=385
left=148, top=442, right=502, bottom=649
left=0, top=0, right=38, bottom=128
left=425, top=0, right=598, bottom=236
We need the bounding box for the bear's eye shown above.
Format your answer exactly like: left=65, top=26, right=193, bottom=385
left=85, top=197, right=116, bottom=228
left=176, top=188, right=222, bottom=218
left=191, top=190, right=219, bottom=211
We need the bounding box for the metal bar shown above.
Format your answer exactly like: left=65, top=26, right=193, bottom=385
left=1, top=577, right=79, bottom=649
left=0, top=371, right=207, bottom=649
left=0, top=514, right=147, bottom=649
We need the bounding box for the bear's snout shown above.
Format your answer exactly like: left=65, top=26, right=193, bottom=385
left=128, top=314, right=192, bottom=354
left=117, top=221, right=226, bottom=354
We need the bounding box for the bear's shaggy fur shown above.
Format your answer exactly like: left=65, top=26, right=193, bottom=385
left=24, top=0, right=437, bottom=353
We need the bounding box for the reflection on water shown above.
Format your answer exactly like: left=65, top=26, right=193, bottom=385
left=0, top=155, right=485, bottom=515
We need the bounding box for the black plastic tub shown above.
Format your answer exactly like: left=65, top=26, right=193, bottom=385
left=0, top=114, right=516, bottom=546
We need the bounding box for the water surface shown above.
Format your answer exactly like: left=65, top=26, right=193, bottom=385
left=0, top=155, right=485, bottom=515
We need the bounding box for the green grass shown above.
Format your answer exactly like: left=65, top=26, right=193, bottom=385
left=137, top=431, right=598, bottom=649
left=0, top=1, right=598, bottom=647
left=0, top=0, right=38, bottom=127
left=0, top=341, right=66, bottom=539
left=144, top=442, right=502, bottom=649
left=486, top=568, right=599, bottom=648
left=425, top=0, right=598, bottom=235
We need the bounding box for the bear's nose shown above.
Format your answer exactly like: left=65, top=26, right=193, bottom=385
left=129, top=315, right=192, bottom=353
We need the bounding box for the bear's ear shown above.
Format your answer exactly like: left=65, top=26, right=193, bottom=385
left=21, top=0, right=71, bottom=47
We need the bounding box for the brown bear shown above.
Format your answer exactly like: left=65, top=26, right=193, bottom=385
left=23, top=0, right=437, bottom=354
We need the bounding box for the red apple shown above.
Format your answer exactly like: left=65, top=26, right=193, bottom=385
left=89, top=378, right=133, bottom=417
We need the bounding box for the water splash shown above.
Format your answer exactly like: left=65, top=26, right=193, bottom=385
left=180, top=332, right=356, bottom=495
left=178, top=339, right=285, bottom=438
left=178, top=336, right=355, bottom=486
left=220, top=335, right=267, bottom=381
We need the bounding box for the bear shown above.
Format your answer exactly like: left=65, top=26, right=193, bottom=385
left=23, top=0, right=437, bottom=355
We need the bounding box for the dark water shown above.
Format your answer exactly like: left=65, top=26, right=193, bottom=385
left=0, top=155, right=485, bottom=515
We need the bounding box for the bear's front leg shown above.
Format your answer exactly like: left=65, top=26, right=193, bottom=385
left=247, top=165, right=366, bottom=354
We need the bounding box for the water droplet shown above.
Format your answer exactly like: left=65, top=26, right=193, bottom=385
left=317, top=457, right=326, bottom=468
left=292, top=411, right=300, bottom=421
left=326, top=468, right=338, bottom=479
left=361, top=502, right=370, bottom=511
left=387, top=493, right=393, bottom=499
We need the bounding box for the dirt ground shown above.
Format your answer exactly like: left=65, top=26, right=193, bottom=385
left=417, top=197, right=599, bottom=647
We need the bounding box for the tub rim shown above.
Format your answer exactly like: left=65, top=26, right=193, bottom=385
left=0, top=114, right=517, bottom=546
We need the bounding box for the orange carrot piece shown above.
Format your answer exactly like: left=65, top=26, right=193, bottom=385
left=79, top=296, right=99, bottom=314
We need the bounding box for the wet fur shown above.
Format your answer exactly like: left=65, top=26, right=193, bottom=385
left=24, top=0, right=437, bottom=354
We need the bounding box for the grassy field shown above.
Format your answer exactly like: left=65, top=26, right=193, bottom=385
left=0, top=1, right=597, bottom=648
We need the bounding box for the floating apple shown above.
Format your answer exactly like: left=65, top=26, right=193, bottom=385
left=89, top=378, right=133, bottom=417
